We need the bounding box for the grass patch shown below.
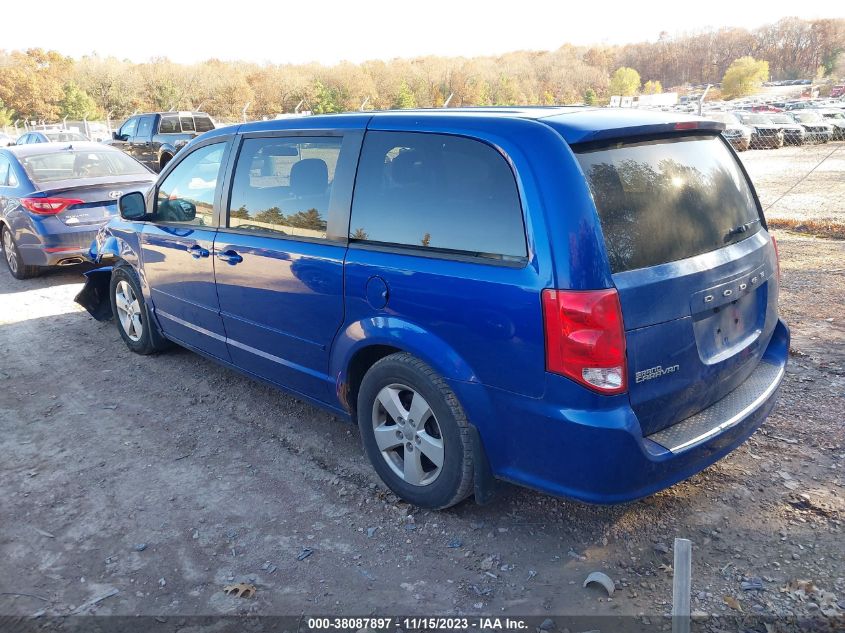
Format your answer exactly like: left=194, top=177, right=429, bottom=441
left=767, top=218, right=845, bottom=240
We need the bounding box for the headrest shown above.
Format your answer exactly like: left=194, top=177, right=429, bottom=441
left=290, top=158, right=328, bottom=196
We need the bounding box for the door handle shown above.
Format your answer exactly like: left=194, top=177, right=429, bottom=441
left=186, top=244, right=209, bottom=258
left=216, top=249, right=243, bottom=265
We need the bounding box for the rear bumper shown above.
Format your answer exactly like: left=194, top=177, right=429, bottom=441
left=19, top=244, right=93, bottom=267
left=458, top=318, right=789, bottom=504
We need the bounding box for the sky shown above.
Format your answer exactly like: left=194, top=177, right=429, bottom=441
left=4, top=0, right=842, bottom=66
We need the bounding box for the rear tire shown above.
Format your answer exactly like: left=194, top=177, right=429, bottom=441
left=110, top=265, right=169, bottom=355
left=1, top=226, right=40, bottom=280
left=357, top=353, right=474, bottom=509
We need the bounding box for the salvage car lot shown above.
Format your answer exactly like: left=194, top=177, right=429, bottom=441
left=1, top=190, right=844, bottom=617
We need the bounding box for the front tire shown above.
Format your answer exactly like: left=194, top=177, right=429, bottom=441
left=109, top=266, right=168, bottom=355
left=358, top=353, right=474, bottom=509
left=2, top=226, right=39, bottom=280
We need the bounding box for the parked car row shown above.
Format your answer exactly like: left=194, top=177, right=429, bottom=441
left=703, top=109, right=841, bottom=150
left=3, top=111, right=216, bottom=173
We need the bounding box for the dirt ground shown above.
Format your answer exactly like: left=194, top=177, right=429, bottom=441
left=739, top=141, right=845, bottom=224
left=1, top=234, right=844, bottom=625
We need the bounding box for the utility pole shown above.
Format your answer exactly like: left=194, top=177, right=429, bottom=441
left=698, top=84, right=712, bottom=116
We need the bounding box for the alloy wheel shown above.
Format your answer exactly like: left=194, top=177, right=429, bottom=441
left=2, top=229, right=18, bottom=275
left=114, top=280, right=143, bottom=342
left=371, top=383, right=444, bottom=486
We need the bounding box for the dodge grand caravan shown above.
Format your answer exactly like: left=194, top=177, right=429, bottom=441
left=76, top=107, right=788, bottom=509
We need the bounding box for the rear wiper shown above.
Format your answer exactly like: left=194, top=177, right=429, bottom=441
left=724, top=219, right=760, bottom=241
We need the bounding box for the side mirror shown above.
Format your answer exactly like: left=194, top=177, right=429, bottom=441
left=112, top=132, right=121, bottom=141
left=119, top=192, right=147, bottom=220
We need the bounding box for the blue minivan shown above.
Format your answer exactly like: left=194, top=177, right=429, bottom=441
left=77, top=107, right=788, bottom=509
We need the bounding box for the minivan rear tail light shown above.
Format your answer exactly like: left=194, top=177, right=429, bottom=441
left=542, top=288, right=627, bottom=394
left=770, top=234, right=781, bottom=281
left=20, top=197, right=83, bottom=215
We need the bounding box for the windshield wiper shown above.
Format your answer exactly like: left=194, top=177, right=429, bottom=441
left=724, top=219, right=760, bottom=242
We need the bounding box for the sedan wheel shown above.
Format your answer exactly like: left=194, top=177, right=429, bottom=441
left=1, top=226, right=39, bottom=279
left=372, top=383, right=444, bottom=486
left=114, top=279, right=143, bottom=342
left=2, top=228, right=17, bottom=275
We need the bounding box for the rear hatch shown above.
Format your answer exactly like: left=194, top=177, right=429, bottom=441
left=575, top=134, right=780, bottom=436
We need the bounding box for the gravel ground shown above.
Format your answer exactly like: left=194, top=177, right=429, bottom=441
left=739, top=141, right=845, bottom=223
left=1, top=231, right=843, bottom=626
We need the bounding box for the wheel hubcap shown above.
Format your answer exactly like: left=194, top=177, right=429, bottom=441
left=115, top=280, right=143, bottom=342
left=3, top=230, right=18, bottom=274
left=372, top=383, right=444, bottom=486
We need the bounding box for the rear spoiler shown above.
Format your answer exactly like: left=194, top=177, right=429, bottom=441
left=569, top=120, right=726, bottom=149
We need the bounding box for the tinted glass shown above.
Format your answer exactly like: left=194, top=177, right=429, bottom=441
left=119, top=118, right=138, bottom=139
left=194, top=116, right=214, bottom=133
left=228, top=137, right=341, bottom=239
left=43, top=131, right=88, bottom=142
left=350, top=131, right=526, bottom=259
left=155, top=143, right=224, bottom=226
left=20, top=149, right=150, bottom=183
left=706, top=113, right=739, bottom=125
left=576, top=136, right=761, bottom=273
left=159, top=115, right=179, bottom=134
left=180, top=116, right=195, bottom=132
left=135, top=116, right=154, bottom=139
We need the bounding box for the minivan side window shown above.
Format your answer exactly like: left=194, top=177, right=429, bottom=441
left=154, top=143, right=225, bottom=226
left=349, top=131, right=526, bottom=259
left=227, top=136, right=342, bottom=240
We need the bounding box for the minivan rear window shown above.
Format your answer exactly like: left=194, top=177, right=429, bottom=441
left=576, top=135, right=761, bottom=273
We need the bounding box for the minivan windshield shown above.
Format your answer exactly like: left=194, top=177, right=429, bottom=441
left=576, top=135, right=761, bottom=273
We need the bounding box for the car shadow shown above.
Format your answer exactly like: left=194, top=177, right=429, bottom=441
left=0, top=263, right=94, bottom=295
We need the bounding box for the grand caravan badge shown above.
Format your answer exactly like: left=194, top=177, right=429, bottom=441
left=635, top=364, right=680, bottom=383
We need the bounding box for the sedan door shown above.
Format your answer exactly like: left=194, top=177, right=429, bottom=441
left=140, top=138, right=231, bottom=360
left=212, top=131, right=362, bottom=402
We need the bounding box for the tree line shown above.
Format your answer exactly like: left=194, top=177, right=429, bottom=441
left=1, top=17, right=842, bottom=125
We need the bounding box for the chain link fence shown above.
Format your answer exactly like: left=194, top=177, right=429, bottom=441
left=739, top=140, right=845, bottom=233
left=1, top=119, right=124, bottom=143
